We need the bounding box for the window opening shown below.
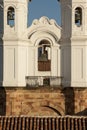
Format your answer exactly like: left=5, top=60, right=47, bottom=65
left=7, top=7, right=15, bottom=27
left=38, top=40, right=51, bottom=71
left=38, top=40, right=51, bottom=61
left=75, top=7, right=82, bottom=26
left=43, top=78, right=50, bottom=86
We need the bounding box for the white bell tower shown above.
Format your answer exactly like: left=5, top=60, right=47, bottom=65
left=3, top=0, right=29, bottom=38
left=2, top=0, right=30, bottom=86
left=60, top=0, right=87, bottom=87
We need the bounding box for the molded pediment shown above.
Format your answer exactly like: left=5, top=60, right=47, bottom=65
left=32, top=16, right=60, bottom=27
left=24, top=16, right=61, bottom=43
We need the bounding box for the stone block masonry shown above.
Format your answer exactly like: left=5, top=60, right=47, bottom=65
left=0, top=87, right=87, bottom=116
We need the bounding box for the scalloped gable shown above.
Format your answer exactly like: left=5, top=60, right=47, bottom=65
left=25, top=16, right=61, bottom=40
left=32, top=16, right=61, bottom=29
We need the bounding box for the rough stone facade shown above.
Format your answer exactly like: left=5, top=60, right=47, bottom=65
left=0, top=87, right=87, bottom=116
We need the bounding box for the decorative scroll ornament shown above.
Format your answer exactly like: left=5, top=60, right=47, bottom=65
left=32, top=16, right=58, bottom=27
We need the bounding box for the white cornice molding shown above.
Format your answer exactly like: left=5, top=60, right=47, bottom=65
left=32, top=16, right=61, bottom=29
left=71, top=36, right=87, bottom=41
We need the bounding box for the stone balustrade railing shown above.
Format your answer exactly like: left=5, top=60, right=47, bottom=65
left=26, top=76, right=62, bottom=87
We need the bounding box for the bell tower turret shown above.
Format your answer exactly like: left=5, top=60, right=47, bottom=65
left=60, top=0, right=87, bottom=87
left=2, top=0, right=31, bottom=86
left=3, top=0, right=29, bottom=39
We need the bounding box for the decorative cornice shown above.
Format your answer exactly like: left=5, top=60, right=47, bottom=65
left=32, top=16, right=61, bottom=29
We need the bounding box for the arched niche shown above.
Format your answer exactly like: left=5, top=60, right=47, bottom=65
left=7, top=6, right=15, bottom=27
left=75, top=7, right=82, bottom=26
left=38, top=40, right=51, bottom=71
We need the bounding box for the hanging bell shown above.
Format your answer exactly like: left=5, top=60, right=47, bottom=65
left=8, top=11, right=14, bottom=20
left=75, top=13, right=80, bottom=20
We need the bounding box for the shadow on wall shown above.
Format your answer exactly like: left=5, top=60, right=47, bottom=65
left=0, top=87, right=6, bottom=115
left=0, top=3, right=5, bottom=115
left=75, top=108, right=87, bottom=116
left=43, top=106, right=62, bottom=116
left=62, top=87, right=75, bottom=115
left=62, top=87, right=87, bottom=116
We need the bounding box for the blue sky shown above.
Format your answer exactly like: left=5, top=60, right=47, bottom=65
left=28, top=0, right=61, bottom=26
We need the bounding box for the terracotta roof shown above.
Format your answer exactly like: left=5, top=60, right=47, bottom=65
left=0, top=116, right=87, bottom=130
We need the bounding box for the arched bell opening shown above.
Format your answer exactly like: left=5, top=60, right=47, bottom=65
left=38, top=40, right=51, bottom=71
left=75, top=7, right=82, bottom=26
left=7, top=7, right=15, bottom=27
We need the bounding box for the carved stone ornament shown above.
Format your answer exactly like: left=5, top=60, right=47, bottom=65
left=32, top=16, right=58, bottom=27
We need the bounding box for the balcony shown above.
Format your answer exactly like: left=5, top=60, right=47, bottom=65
left=26, top=76, right=62, bottom=87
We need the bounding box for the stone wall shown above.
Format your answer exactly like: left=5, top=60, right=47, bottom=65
left=0, top=87, right=87, bottom=116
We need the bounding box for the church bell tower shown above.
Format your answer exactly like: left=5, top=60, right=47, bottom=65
left=3, top=0, right=29, bottom=38
left=1, top=0, right=30, bottom=86
left=60, top=0, right=87, bottom=87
